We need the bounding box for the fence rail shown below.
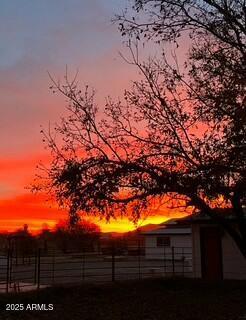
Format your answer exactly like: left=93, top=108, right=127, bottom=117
left=0, top=246, right=192, bottom=293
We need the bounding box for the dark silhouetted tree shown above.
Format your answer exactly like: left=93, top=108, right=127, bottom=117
left=11, top=224, right=37, bottom=263
left=35, top=1, right=246, bottom=257
left=53, top=219, right=100, bottom=253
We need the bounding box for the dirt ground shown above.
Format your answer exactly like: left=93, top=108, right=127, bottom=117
left=0, top=278, right=245, bottom=320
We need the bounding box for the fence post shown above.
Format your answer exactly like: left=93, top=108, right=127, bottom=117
left=15, top=246, right=18, bottom=266
left=6, top=249, right=10, bottom=293
left=138, top=239, right=141, bottom=280
left=34, top=251, right=37, bottom=284
left=52, top=250, right=55, bottom=284
left=82, top=249, right=85, bottom=280
left=163, top=246, right=166, bottom=276
left=172, top=247, right=175, bottom=276
left=111, top=242, right=115, bottom=282
left=9, top=249, right=12, bottom=285
left=182, top=247, right=185, bottom=277
left=37, top=248, right=41, bottom=290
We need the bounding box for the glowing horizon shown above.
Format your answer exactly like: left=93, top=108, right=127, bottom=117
left=0, top=151, right=188, bottom=233
left=0, top=216, right=170, bottom=234
left=0, top=190, right=186, bottom=233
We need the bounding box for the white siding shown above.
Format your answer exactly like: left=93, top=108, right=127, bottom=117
left=192, top=224, right=202, bottom=278
left=145, top=235, right=192, bottom=260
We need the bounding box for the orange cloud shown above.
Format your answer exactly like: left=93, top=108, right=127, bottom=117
left=0, top=192, right=64, bottom=219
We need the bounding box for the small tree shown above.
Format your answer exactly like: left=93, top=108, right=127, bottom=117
left=38, top=224, right=52, bottom=252
left=53, top=219, right=100, bottom=252
left=11, top=224, right=37, bottom=263
left=35, top=1, right=246, bottom=257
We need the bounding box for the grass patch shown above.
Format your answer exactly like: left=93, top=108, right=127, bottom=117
left=0, top=278, right=245, bottom=320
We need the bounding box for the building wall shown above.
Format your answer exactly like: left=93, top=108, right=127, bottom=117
left=192, top=224, right=246, bottom=280
left=145, top=235, right=192, bottom=260
left=192, top=224, right=202, bottom=278
left=222, top=231, right=246, bottom=279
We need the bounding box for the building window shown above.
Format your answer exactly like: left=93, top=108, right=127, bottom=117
left=156, top=236, right=170, bottom=247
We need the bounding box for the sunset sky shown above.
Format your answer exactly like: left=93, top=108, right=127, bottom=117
left=0, top=0, right=186, bottom=233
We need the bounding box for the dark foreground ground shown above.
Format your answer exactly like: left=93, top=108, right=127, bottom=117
left=0, top=278, right=245, bottom=320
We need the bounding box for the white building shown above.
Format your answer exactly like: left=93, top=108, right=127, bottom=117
left=142, top=220, right=192, bottom=261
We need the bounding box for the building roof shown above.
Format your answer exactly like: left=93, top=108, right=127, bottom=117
left=136, top=223, right=165, bottom=232
left=141, top=207, right=246, bottom=234
left=142, top=226, right=191, bottom=236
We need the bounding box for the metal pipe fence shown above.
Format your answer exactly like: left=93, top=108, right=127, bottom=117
left=0, top=245, right=192, bottom=293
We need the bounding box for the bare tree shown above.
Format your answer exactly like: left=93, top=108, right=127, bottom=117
left=34, top=1, right=246, bottom=257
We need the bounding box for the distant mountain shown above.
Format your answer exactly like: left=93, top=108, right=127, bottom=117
left=136, top=223, right=165, bottom=232
left=100, top=219, right=180, bottom=238
left=100, top=231, right=125, bottom=239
